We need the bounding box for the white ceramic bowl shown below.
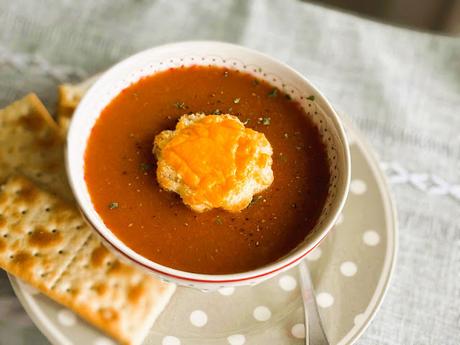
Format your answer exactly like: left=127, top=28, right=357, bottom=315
left=66, top=41, right=350, bottom=289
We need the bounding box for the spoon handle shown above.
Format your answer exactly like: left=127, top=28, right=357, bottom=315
left=299, top=260, right=330, bottom=345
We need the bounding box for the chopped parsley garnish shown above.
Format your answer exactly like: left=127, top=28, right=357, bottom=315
left=215, top=216, right=223, bottom=225
left=140, top=162, right=153, bottom=172
left=174, top=101, right=187, bottom=109
left=306, top=95, right=315, bottom=101
left=233, top=98, right=241, bottom=104
left=108, top=202, right=119, bottom=210
left=258, top=67, right=262, bottom=72
left=258, top=117, right=271, bottom=125
left=253, top=79, right=260, bottom=86
left=268, top=88, right=278, bottom=97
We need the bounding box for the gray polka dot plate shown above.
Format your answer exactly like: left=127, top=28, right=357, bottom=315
left=8, top=115, right=397, bottom=345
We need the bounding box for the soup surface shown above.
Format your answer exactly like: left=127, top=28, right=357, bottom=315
left=85, top=66, right=330, bottom=274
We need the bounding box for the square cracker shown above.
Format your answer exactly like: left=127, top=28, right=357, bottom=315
left=0, top=175, right=176, bottom=345
left=0, top=93, right=72, bottom=200
left=50, top=233, right=175, bottom=345
left=0, top=175, right=92, bottom=290
left=57, top=76, right=97, bottom=134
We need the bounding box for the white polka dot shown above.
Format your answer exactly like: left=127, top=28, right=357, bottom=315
left=162, top=336, right=181, bottom=345
left=278, top=275, right=297, bottom=291
left=350, top=179, right=367, bottom=194
left=93, top=337, right=115, bottom=345
left=18, top=281, right=40, bottom=295
left=57, top=309, right=77, bottom=326
left=354, top=313, right=365, bottom=326
left=340, top=261, right=358, bottom=277
left=336, top=213, right=344, bottom=225
left=190, top=310, right=208, bottom=327
left=316, top=292, right=334, bottom=308
left=363, top=230, right=380, bottom=246
left=291, top=323, right=306, bottom=338
left=253, top=306, right=271, bottom=321
left=218, top=287, right=235, bottom=296
left=227, top=334, right=246, bottom=345
left=306, top=247, right=322, bottom=261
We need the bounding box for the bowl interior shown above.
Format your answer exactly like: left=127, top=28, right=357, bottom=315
left=67, top=41, right=350, bottom=285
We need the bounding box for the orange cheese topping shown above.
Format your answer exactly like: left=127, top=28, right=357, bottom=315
left=154, top=114, right=273, bottom=212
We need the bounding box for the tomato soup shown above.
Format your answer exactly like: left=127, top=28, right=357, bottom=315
left=84, top=66, right=330, bottom=274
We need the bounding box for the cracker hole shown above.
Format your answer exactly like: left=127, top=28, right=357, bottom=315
left=58, top=250, right=64, bottom=255
left=9, top=255, right=14, bottom=259
left=51, top=229, right=57, bottom=233
left=3, top=234, right=8, bottom=238
left=45, top=207, right=51, bottom=212
left=21, top=210, right=27, bottom=215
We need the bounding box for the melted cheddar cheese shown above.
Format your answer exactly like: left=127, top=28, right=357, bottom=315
left=153, top=114, right=273, bottom=212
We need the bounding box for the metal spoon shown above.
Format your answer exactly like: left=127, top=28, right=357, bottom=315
left=299, top=260, right=330, bottom=345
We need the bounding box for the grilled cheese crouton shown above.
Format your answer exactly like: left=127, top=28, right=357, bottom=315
left=153, top=114, right=273, bottom=212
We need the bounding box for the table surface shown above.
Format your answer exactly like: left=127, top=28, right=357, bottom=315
left=0, top=1, right=459, bottom=344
